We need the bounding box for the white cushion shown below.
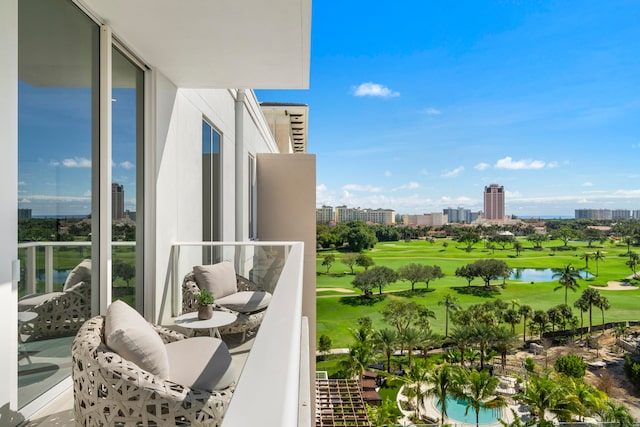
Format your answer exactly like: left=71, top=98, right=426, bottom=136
left=104, top=300, right=170, bottom=379
left=217, top=291, right=271, bottom=313
left=166, top=336, right=238, bottom=391
left=63, top=259, right=92, bottom=291
left=18, top=292, right=63, bottom=310
left=193, top=261, right=237, bottom=300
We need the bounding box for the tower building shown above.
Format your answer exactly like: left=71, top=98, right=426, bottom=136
left=484, top=184, right=505, bottom=221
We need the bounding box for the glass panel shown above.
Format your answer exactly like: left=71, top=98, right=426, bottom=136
left=202, top=121, right=222, bottom=263
left=112, top=46, right=144, bottom=310
left=17, top=0, right=99, bottom=408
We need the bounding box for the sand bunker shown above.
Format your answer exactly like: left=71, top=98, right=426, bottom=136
left=316, top=287, right=355, bottom=293
left=591, top=281, right=638, bottom=291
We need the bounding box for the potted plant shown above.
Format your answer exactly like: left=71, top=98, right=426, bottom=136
left=196, top=288, right=215, bottom=320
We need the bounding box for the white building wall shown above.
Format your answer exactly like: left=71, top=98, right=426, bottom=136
left=151, top=76, right=279, bottom=323
left=0, top=0, right=19, bottom=418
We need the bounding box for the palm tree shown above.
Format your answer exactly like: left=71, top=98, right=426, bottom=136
left=451, top=369, right=505, bottom=427
left=518, top=305, right=533, bottom=343
left=471, top=323, right=494, bottom=370
left=574, top=297, right=589, bottom=339
left=503, top=308, right=521, bottom=334
left=374, top=328, right=398, bottom=373
left=532, top=310, right=549, bottom=339
left=595, top=295, right=610, bottom=330
left=562, top=376, right=606, bottom=422
left=552, top=264, right=581, bottom=305
left=438, top=294, right=461, bottom=338
left=341, top=343, right=374, bottom=383
left=580, top=252, right=592, bottom=270
left=592, top=250, right=605, bottom=276
left=626, top=251, right=639, bottom=279
left=397, top=360, right=429, bottom=419
left=598, top=401, right=637, bottom=427
left=427, top=364, right=458, bottom=426
left=400, top=327, right=421, bottom=369
left=515, top=375, right=570, bottom=424
left=493, top=326, right=517, bottom=368
left=581, top=288, right=602, bottom=334
left=449, top=326, right=472, bottom=368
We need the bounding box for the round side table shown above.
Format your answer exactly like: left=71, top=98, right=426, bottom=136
left=174, top=311, right=237, bottom=339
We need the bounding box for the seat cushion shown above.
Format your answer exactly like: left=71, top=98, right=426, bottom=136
left=193, top=261, right=237, bottom=300
left=165, top=336, right=238, bottom=391
left=18, top=292, right=64, bottom=310
left=104, top=300, right=170, bottom=379
left=63, top=258, right=92, bottom=291
left=217, top=291, right=271, bottom=313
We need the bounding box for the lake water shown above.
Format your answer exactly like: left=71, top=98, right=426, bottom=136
left=509, top=268, right=593, bottom=282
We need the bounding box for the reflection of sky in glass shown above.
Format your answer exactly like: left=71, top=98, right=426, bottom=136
left=18, top=81, right=137, bottom=216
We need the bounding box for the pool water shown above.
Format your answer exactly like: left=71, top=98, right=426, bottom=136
left=436, top=395, right=501, bottom=425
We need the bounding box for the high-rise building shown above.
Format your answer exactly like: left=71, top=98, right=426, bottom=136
left=483, top=184, right=505, bottom=221
left=112, top=183, right=125, bottom=220
left=316, top=205, right=334, bottom=223
left=334, top=206, right=395, bottom=224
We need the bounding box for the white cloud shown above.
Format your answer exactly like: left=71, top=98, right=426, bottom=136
left=120, top=161, right=135, bottom=169
left=442, top=166, right=464, bottom=178
left=343, top=184, right=384, bottom=193
left=62, top=157, right=91, bottom=168
left=49, top=160, right=60, bottom=167
left=20, top=198, right=31, bottom=204
left=423, top=107, right=441, bottom=115
left=420, top=168, right=430, bottom=176
left=547, top=161, right=559, bottom=168
left=384, top=170, right=392, bottom=177
left=352, top=82, right=399, bottom=98
left=583, top=182, right=594, bottom=187
left=495, top=156, right=546, bottom=170
left=395, top=182, right=420, bottom=191
left=474, top=162, right=491, bottom=171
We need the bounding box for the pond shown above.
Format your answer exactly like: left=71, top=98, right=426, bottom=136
left=37, top=269, right=72, bottom=284
left=509, top=268, right=593, bottom=282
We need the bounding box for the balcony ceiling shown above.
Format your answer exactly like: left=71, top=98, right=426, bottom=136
left=83, top=0, right=311, bottom=89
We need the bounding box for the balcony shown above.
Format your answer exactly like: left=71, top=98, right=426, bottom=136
left=19, top=241, right=309, bottom=427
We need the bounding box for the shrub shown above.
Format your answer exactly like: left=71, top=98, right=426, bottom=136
left=524, top=357, right=536, bottom=373
left=624, top=356, right=640, bottom=389
left=554, top=353, right=587, bottom=378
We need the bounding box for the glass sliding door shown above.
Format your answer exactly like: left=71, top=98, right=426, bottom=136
left=17, top=0, right=99, bottom=408
left=112, top=46, right=144, bottom=311
left=202, top=120, right=222, bottom=263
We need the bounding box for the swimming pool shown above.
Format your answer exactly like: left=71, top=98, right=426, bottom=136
left=435, top=395, right=502, bottom=425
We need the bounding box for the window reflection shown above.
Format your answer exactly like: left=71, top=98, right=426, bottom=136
left=17, top=0, right=99, bottom=409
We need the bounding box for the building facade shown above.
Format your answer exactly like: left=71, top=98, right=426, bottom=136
left=316, top=205, right=335, bottom=224
left=404, top=213, right=448, bottom=227
left=483, top=184, right=505, bottom=221
left=334, top=206, right=395, bottom=224
left=112, top=183, right=125, bottom=220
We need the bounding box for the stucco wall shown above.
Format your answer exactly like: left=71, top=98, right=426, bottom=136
left=0, top=0, right=20, bottom=420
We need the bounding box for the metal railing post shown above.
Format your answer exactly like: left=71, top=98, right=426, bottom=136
left=45, top=245, right=53, bottom=293
left=26, top=246, right=36, bottom=295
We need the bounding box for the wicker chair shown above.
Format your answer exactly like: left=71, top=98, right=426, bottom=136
left=19, top=280, right=91, bottom=341
left=72, top=316, right=234, bottom=427
left=182, top=271, right=268, bottom=339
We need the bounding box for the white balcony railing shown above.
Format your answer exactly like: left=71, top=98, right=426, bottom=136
left=170, top=241, right=307, bottom=427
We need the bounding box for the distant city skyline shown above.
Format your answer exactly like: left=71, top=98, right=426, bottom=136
left=257, top=0, right=640, bottom=217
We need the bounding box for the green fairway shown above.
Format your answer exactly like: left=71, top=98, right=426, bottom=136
left=317, top=238, right=640, bottom=348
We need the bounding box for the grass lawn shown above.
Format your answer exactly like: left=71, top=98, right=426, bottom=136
left=317, top=238, right=640, bottom=348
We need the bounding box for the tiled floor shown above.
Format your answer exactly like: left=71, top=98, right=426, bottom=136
left=23, top=388, right=74, bottom=427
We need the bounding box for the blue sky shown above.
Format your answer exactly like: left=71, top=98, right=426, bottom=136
left=256, top=0, right=640, bottom=216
